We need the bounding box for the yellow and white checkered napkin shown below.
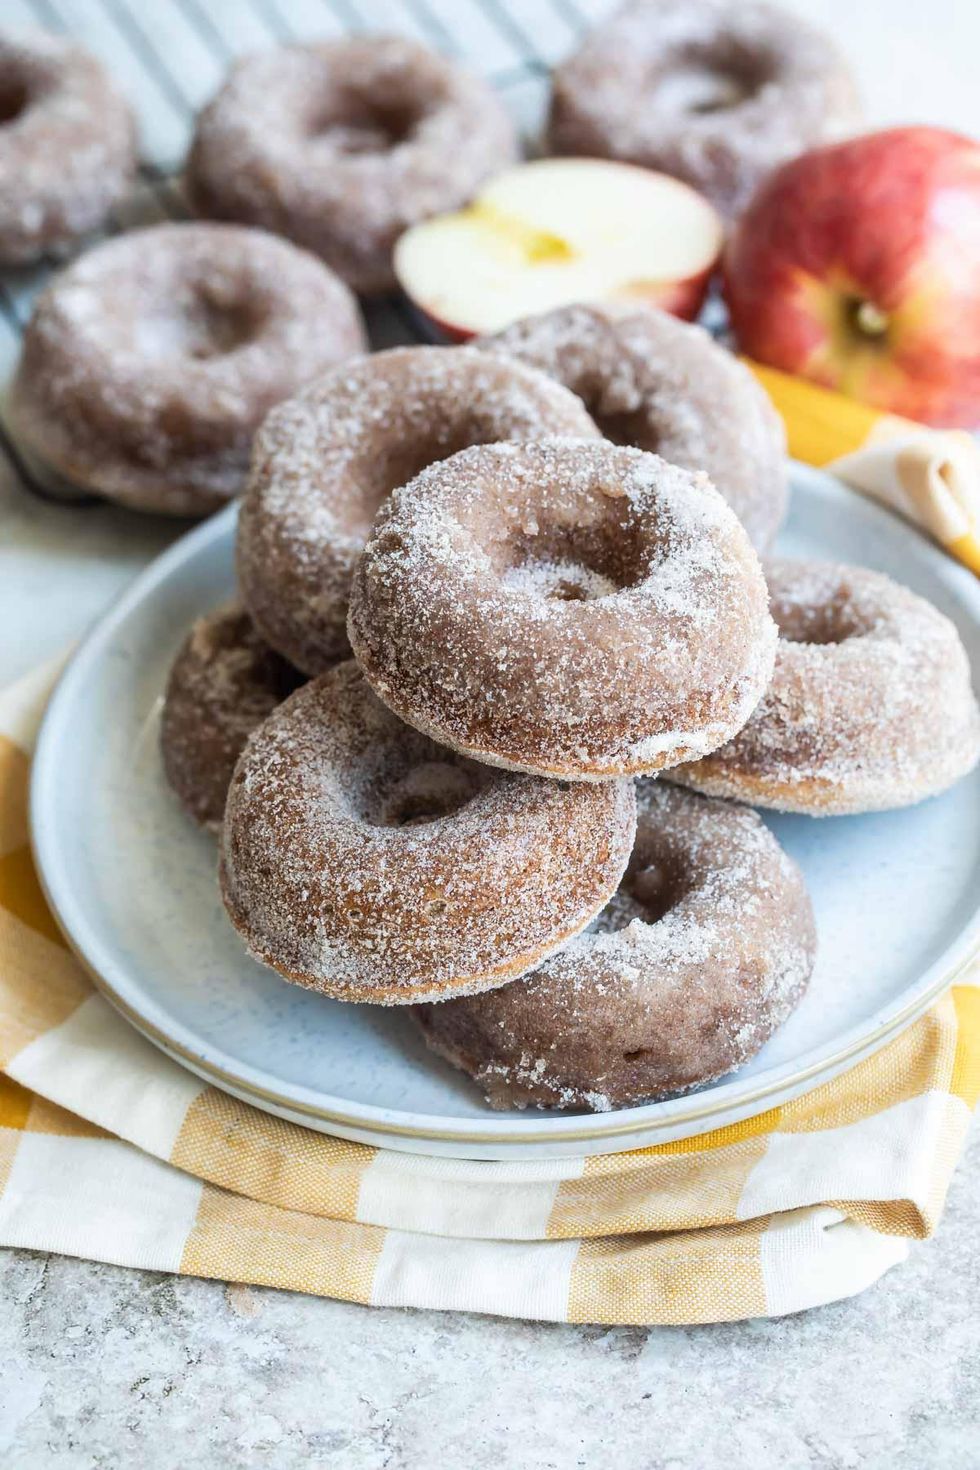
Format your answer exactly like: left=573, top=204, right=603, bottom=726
left=1, top=662, right=978, bottom=1324
left=750, top=362, right=980, bottom=577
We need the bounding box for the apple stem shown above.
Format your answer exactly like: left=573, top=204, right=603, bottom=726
left=854, top=299, right=889, bottom=338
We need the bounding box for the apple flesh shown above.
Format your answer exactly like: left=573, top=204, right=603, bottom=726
left=724, top=126, right=980, bottom=429
left=394, top=157, right=723, bottom=340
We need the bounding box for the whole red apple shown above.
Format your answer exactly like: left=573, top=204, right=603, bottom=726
left=724, top=127, right=980, bottom=428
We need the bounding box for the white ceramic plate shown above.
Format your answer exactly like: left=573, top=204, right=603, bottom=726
left=31, top=466, right=980, bottom=1158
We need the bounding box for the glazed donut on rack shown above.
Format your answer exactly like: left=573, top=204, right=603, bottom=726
left=237, top=346, right=600, bottom=674
left=219, top=661, right=637, bottom=1004
left=0, top=32, right=137, bottom=265
left=670, top=559, right=980, bottom=815
left=479, top=303, right=787, bottom=553
left=548, top=0, right=860, bottom=218
left=161, top=603, right=303, bottom=831
left=8, top=222, right=366, bottom=515
left=347, top=439, right=777, bottom=780
left=414, top=781, right=816, bottom=1111
left=188, top=35, right=517, bottom=294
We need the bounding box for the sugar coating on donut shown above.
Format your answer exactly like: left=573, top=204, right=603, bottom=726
left=671, top=559, right=980, bottom=814
left=219, top=662, right=637, bottom=1003
left=238, top=346, right=600, bottom=673
left=548, top=0, right=860, bottom=218
left=0, top=32, right=137, bottom=265
left=348, top=439, right=777, bottom=779
left=160, top=603, right=303, bottom=831
left=188, top=35, right=517, bottom=294
left=414, top=781, right=816, bottom=1111
left=9, top=222, right=366, bottom=515
left=479, top=302, right=787, bottom=552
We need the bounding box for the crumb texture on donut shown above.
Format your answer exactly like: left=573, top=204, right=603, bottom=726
left=188, top=35, right=517, bottom=294
left=671, top=559, right=980, bottom=814
left=548, top=0, right=860, bottom=218
left=414, top=781, right=816, bottom=1111
left=237, top=346, right=599, bottom=673
left=0, top=32, right=137, bottom=265
left=348, top=439, right=776, bottom=779
left=479, top=303, right=787, bottom=552
left=9, top=222, right=366, bottom=515
left=219, top=662, right=638, bottom=1003
left=161, top=603, right=303, bottom=831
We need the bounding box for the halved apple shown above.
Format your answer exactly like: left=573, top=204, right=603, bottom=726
left=394, top=157, right=723, bottom=341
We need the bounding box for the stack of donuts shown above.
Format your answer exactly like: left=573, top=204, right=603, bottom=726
left=156, top=321, right=980, bottom=1113
left=4, top=9, right=980, bottom=1112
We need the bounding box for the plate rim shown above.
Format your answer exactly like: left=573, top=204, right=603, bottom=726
left=29, top=465, right=980, bottom=1151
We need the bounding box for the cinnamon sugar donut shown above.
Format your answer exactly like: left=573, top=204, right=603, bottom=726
left=238, top=346, right=599, bottom=674
left=161, top=603, right=303, bottom=831
left=548, top=0, right=860, bottom=219
left=8, top=223, right=366, bottom=515
left=0, top=33, right=137, bottom=265
left=671, top=560, right=980, bottom=815
left=219, top=661, right=637, bottom=1004
left=414, top=782, right=815, bottom=1111
left=348, top=440, right=777, bottom=780
left=188, top=36, right=517, bottom=295
left=480, top=303, right=787, bottom=552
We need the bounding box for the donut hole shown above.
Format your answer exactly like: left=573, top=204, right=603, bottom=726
left=371, top=759, right=487, bottom=829
left=498, top=523, right=644, bottom=603
left=774, top=600, right=863, bottom=647
left=135, top=286, right=265, bottom=363
left=593, top=860, right=679, bottom=934
left=654, top=43, right=776, bottom=116
left=0, top=73, right=29, bottom=127
left=308, top=91, right=422, bottom=154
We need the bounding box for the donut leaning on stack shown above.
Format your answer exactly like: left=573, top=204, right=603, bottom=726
left=477, top=302, right=787, bottom=555
left=236, top=345, right=601, bottom=672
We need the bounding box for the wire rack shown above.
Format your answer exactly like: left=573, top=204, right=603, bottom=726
left=0, top=0, right=618, bottom=501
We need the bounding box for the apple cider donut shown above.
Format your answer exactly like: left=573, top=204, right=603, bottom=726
left=548, top=0, right=860, bottom=218
left=8, top=222, right=366, bottom=515
left=219, top=661, right=637, bottom=1003
left=480, top=303, right=787, bottom=552
left=161, top=603, right=303, bottom=831
left=0, top=33, right=137, bottom=266
left=188, top=35, right=517, bottom=295
left=348, top=440, right=777, bottom=780
left=414, top=781, right=816, bottom=1111
left=238, top=346, right=599, bottom=674
left=672, top=560, right=980, bottom=814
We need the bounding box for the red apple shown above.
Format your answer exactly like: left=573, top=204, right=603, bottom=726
left=724, top=126, right=980, bottom=428
left=394, top=157, right=723, bottom=341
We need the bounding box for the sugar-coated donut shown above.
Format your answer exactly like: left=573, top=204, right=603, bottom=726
left=548, top=0, right=860, bottom=218
left=8, top=223, right=366, bottom=516
left=414, top=782, right=815, bottom=1111
left=348, top=440, right=777, bottom=780
left=479, top=303, right=787, bottom=553
left=161, top=603, right=303, bottom=831
left=188, top=36, right=517, bottom=295
left=238, top=346, right=599, bottom=674
left=671, top=560, right=980, bottom=815
left=219, top=661, right=637, bottom=1004
left=0, top=33, right=137, bottom=265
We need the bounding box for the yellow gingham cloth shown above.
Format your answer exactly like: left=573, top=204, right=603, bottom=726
left=749, top=362, right=980, bottom=577
left=1, top=659, right=978, bottom=1324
